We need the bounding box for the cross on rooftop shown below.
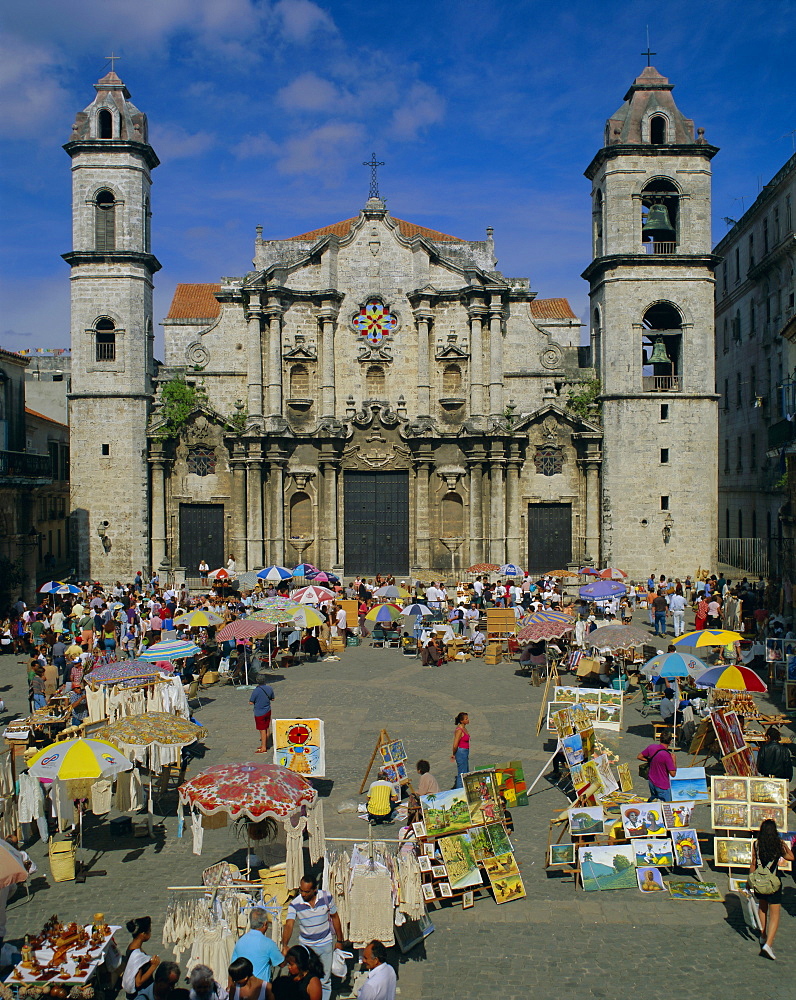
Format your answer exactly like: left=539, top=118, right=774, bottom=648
left=642, top=26, right=656, bottom=66
left=363, top=152, right=385, bottom=200
left=105, top=52, right=120, bottom=73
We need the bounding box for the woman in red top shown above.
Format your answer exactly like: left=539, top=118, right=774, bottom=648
left=694, top=595, right=710, bottom=630
left=452, top=712, right=470, bottom=788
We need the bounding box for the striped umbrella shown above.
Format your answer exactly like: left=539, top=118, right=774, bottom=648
left=139, top=639, right=201, bottom=661
left=365, top=603, right=403, bottom=622
left=641, top=651, right=709, bottom=679
left=402, top=603, right=432, bottom=617
left=292, top=563, right=317, bottom=577
left=173, top=609, right=224, bottom=627
left=38, top=581, right=66, bottom=594
left=291, top=606, right=325, bottom=629
left=216, top=620, right=276, bottom=642
left=208, top=568, right=231, bottom=580
left=28, top=738, right=133, bottom=782
left=579, top=567, right=601, bottom=576
left=291, top=585, right=336, bottom=604
left=257, top=565, right=293, bottom=582
left=694, top=664, right=767, bottom=693
left=672, top=629, right=744, bottom=648
left=599, top=567, right=628, bottom=581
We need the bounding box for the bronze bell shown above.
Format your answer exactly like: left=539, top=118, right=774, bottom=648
left=648, top=337, right=671, bottom=365
left=642, top=203, right=676, bottom=240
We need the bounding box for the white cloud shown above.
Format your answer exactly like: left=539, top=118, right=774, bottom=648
left=273, top=0, right=336, bottom=42
left=390, top=82, right=445, bottom=139
left=0, top=37, right=70, bottom=138
left=277, top=121, right=364, bottom=176
left=232, top=131, right=280, bottom=159
left=276, top=72, right=342, bottom=112
left=149, top=124, right=216, bottom=160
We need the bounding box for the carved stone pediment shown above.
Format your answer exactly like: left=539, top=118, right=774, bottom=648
left=343, top=426, right=412, bottom=471
left=315, top=416, right=347, bottom=438
left=357, top=342, right=393, bottom=363
left=350, top=400, right=401, bottom=429
left=402, top=415, right=438, bottom=439
left=435, top=343, right=470, bottom=361
left=283, top=335, right=317, bottom=361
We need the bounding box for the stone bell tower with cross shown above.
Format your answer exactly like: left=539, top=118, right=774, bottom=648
left=582, top=65, right=719, bottom=578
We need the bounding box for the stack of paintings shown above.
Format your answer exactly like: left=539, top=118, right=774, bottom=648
left=494, top=761, right=528, bottom=807
left=551, top=686, right=624, bottom=731
left=710, top=775, right=789, bottom=831
left=378, top=738, right=408, bottom=784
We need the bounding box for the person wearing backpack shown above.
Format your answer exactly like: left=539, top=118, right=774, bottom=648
left=748, top=819, right=794, bottom=960
left=637, top=730, right=677, bottom=801
left=755, top=728, right=794, bottom=780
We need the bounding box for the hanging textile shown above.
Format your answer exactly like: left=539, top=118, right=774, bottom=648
left=285, top=815, right=306, bottom=890
left=90, top=778, right=113, bottom=815
left=18, top=773, right=43, bottom=824
left=347, top=866, right=395, bottom=948
left=85, top=686, right=106, bottom=722
left=307, top=800, right=325, bottom=864
left=191, top=811, right=204, bottom=855
left=396, top=853, right=424, bottom=920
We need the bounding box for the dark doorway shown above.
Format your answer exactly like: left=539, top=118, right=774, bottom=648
left=180, top=503, right=224, bottom=573
left=343, top=472, right=409, bottom=576
left=528, top=503, right=572, bottom=574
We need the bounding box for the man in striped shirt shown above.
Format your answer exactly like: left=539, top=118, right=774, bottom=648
left=282, top=873, right=343, bottom=1000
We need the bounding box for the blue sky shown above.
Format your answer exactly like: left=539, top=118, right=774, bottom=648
left=0, top=0, right=792, bottom=355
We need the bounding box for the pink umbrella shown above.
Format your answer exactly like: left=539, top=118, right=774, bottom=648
left=216, top=620, right=276, bottom=642
left=599, top=567, right=628, bottom=581
left=291, top=585, right=336, bottom=604
left=310, top=571, right=329, bottom=583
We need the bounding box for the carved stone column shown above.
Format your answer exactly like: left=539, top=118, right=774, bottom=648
left=230, top=442, right=247, bottom=570
left=319, top=304, right=339, bottom=417
left=319, top=458, right=339, bottom=569
left=584, top=460, right=601, bottom=565
left=246, top=443, right=264, bottom=569
left=269, top=458, right=286, bottom=565
left=468, top=459, right=484, bottom=565
left=505, top=445, right=522, bottom=566
left=150, top=451, right=167, bottom=571
left=414, top=457, right=432, bottom=570
left=488, top=295, right=504, bottom=415
left=246, top=302, right=264, bottom=418
left=414, top=307, right=433, bottom=415
left=468, top=305, right=486, bottom=417
left=488, top=444, right=506, bottom=564
left=265, top=299, right=284, bottom=416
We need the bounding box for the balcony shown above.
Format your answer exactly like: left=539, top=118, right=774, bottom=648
left=643, top=375, right=680, bottom=392
left=768, top=418, right=796, bottom=451
left=0, top=450, right=53, bottom=483
left=642, top=242, right=677, bottom=255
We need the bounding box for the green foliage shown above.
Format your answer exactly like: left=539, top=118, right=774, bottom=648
left=156, top=377, right=200, bottom=441
left=613, top=853, right=633, bottom=872
left=230, top=404, right=249, bottom=436
left=0, top=556, right=25, bottom=616
left=774, top=472, right=788, bottom=493
left=566, top=378, right=602, bottom=421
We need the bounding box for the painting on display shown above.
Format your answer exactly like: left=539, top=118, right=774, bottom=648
left=630, top=839, right=674, bottom=868
left=381, top=761, right=408, bottom=784
left=562, top=733, right=584, bottom=767
left=568, top=806, right=605, bottom=836
left=788, top=654, right=796, bottom=682
left=617, top=763, right=633, bottom=793
left=553, top=686, right=623, bottom=731
left=714, top=837, right=754, bottom=868
left=494, top=761, right=528, bottom=807
left=379, top=739, right=407, bottom=765
left=785, top=682, right=796, bottom=711
left=273, top=718, right=325, bottom=777
left=578, top=760, right=605, bottom=798
left=482, top=852, right=520, bottom=880
left=662, top=800, right=697, bottom=829
left=548, top=704, right=575, bottom=736
left=462, top=770, right=503, bottom=826
left=468, top=825, right=494, bottom=863
left=489, top=872, right=526, bottom=904
left=620, top=803, right=667, bottom=838
left=712, top=776, right=748, bottom=802
left=670, top=829, right=703, bottom=868
left=485, top=822, right=513, bottom=857
left=766, top=639, right=784, bottom=663
left=420, top=788, right=472, bottom=837
left=548, top=843, right=576, bottom=867
left=667, top=881, right=723, bottom=901
left=670, top=767, right=709, bottom=802
left=578, top=844, right=637, bottom=892
left=710, top=710, right=735, bottom=757
left=711, top=801, right=750, bottom=830
left=750, top=779, right=789, bottom=805
left=437, top=833, right=483, bottom=891
left=593, top=754, right=619, bottom=796
left=722, top=748, right=757, bottom=777
left=636, top=867, right=667, bottom=893
left=421, top=883, right=436, bottom=901
left=750, top=803, right=788, bottom=829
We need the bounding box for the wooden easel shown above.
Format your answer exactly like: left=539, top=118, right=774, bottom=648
left=359, top=729, right=413, bottom=793
left=535, top=658, right=560, bottom=736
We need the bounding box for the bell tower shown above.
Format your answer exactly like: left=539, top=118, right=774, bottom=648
left=64, top=70, right=160, bottom=581
left=583, top=66, right=719, bottom=577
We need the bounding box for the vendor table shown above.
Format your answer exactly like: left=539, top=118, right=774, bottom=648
left=5, top=925, right=121, bottom=987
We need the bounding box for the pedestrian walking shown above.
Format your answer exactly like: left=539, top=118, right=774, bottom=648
left=451, top=712, right=470, bottom=788
left=637, top=730, right=676, bottom=802
left=249, top=676, right=275, bottom=753
left=749, top=819, right=794, bottom=960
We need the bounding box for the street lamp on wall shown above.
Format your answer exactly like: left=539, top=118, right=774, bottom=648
left=97, top=520, right=111, bottom=552
left=662, top=513, right=673, bottom=544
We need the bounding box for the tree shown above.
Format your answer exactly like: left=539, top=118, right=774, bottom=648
left=613, top=853, right=633, bottom=872
left=566, top=377, right=602, bottom=421
left=155, top=376, right=201, bottom=441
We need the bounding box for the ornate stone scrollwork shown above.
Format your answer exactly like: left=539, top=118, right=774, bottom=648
left=316, top=416, right=346, bottom=438
left=186, top=342, right=209, bottom=367
left=402, top=415, right=437, bottom=438
left=539, top=342, right=564, bottom=370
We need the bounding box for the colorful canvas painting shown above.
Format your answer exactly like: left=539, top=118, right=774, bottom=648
left=714, top=837, right=754, bottom=868
left=766, top=639, right=784, bottom=662
left=420, top=788, right=472, bottom=837
left=273, top=718, right=325, bottom=777
left=381, top=761, right=408, bottom=783
left=617, top=763, right=633, bottom=793
left=620, top=803, right=666, bottom=838
left=662, top=800, right=697, bottom=829
left=548, top=704, right=575, bottom=736
left=711, top=801, right=750, bottom=830
left=437, top=833, right=483, bottom=891
left=670, top=767, right=709, bottom=801
left=750, top=803, right=788, bottom=829
left=489, top=873, right=526, bottom=903
left=468, top=825, right=494, bottom=862
left=710, top=710, right=735, bottom=757
left=784, top=682, right=796, bottom=711
left=379, top=739, right=407, bottom=765
left=548, top=843, right=576, bottom=867
left=552, top=687, right=623, bottom=731
left=482, top=852, right=520, bottom=879
left=750, top=778, right=788, bottom=805
left=562, top=733, right=584, bottom=767
left=486, top=822, right=513, bottom=857
left=462, top=770, right=503, bottom=826
left=671, top=828, right=703, bottom=867
left=788, top=654, right=796, bottom=681
left=723, top=747, right=757, bottom=777
left=578, top=844, right=637, bottom=891
left=667, top=881, right=723, bottom=901
left=724, top=711, right=746, bottom=751
left=494, top=761, right=528, bottom=807
left=636, top=866, right=667, bottom=893
left=712, top=776, right=748, bottom=802
left=593, top=754, right=619, bottom=796
left=572, top=705, right=594, bottom=733
left=580, top=727, right=596, bottom=759
left=631, top=838, right=674, bottom=867
left=578, top=760, right=605, bottom=797
left=727, top=876, right=749, bottom=892
left=568, top=806, right=605, bottom=836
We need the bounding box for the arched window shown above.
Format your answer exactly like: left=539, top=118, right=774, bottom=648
left=95, top=318, right=116, bottom=362
left=366, top=364, right=385, bottom=397
left=98, top=108, right=113, bottom=139
left=289, top=492, right=312, bottom=538
left=95, top=190, right=116, bottom=251
left=187, top=446, right=216, bottom=476
left=593, top=189, right=603, bottom=255
left=649, top=114, right=667, bottom=145
left=290, top=364, right=310, bottom=397
left=441, top=492, right=464, bottom=537
left=642, top=302, right=682, bottom=392
left=442, top=364, right=462, bottom=395
left=641, top=178, right=678, bottom=254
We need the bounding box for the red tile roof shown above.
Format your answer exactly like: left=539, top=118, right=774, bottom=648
left=530, top=298, right=577, bottom=320
left=0, top=346, right=30, bottom=365
left=166, top=284, right=222, bottom=320
left=287, top=216, right=464, bottom=243
left=25, top=407, right=67, bottom=429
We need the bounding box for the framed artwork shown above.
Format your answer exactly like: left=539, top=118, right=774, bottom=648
left=766, top=639, right=784, bottom=662
left=714, top=837, right=754, bottom=868
left=620, top=803, right=666, bottom=838
left=728, top=876, right=749, bottom=892
left=711, top=801, right=750, bottom=830
left=485, top=822, right=513, bottom=857
left=749, top=803, right=788, bottom=829
left=431, top=865, right=447, bottom=878
left=617, top=763, right=633, bottom=793
left=630, top=838, right=674, bottom=867
left=784, top=682, right=796, bottom=710
left=579, top=689, right=600, bottom=704
left=379, top=739, right=407, bottom=764
left=788, top=654, right=796, bottom=682
left=412, top=821, right=426, bottom=838
left=418, top=855, right=431, bottom=872
left=494, top=761, right=528, bottom=807
left=462, top=770, right=503, bottom=826
left=548, top=843, right=576, bottom=867
left=421, top=882, right=436, bottom=901
left=554, top=685, right=580, bottom=702
left=462, top=890, right=474, bottom=909
left=568, top=806, right=605, bottom=836
left=393, top=913, right=434, bottom=955
left=273, top=718, right=325, bottom=777
left=552, top=686, right=623, bottom=731
left=671, top=828, right=703, bottom=868
left=489, top=872, right=526, bottom=903
left=670, top=767, right=709, bottom=801
left=667, top=881, right=723, bottom=901
left=437, top=833, right=483, bottom=890
left=438, top=881, right=453, bottom=898
left=468, top=825, right=494, bottom=862
left=382, top=761, right=408, bottom=784
left=578, top=844, right=637, bottom=891
left=750, top=778, right=789, bottom=806
left=710, top=710, right=735, bottom=757
left=422, top=842, right=436, bottom=858
left=636, top=866, right=667, bottom=893
left=562, top=733, right=584, bottom=767
left=662, top=800, right=697, bottom=829
left=723, top=711, right=746, bottom=751
left=420, top=788, right=472, bottom=837
left=712, top=776, right=748, bottom=802
left=482, top=852, right=519, bottom=879
left=548, top=704, right=575, bottom=735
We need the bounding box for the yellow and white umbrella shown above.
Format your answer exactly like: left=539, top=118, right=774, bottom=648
left=27, top=738, right=133, bottom=781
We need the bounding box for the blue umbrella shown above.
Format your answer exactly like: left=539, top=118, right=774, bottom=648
left=579, top=581, right=627, bottom=599
left=641, top=651, right=708, bottom=679
left=402, top=603, right=432, bottom=617
left=257, top=565, right=293, bottom=582
left=499, top=564, right=523, bottom=577
left=292, top=564, right=317, bottom=577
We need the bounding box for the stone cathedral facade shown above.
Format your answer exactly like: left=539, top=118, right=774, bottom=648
left=65, top=67, right=717, bottom=583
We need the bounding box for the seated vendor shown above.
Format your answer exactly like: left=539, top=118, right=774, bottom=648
left=366, top=770, right=398, bottom=825
left=471, top=629, right=486, bottom=655
left=420, top=637, right=443, bottom=666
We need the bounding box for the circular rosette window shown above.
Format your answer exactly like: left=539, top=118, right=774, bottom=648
left=353, top=300, right=398, bottom=346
